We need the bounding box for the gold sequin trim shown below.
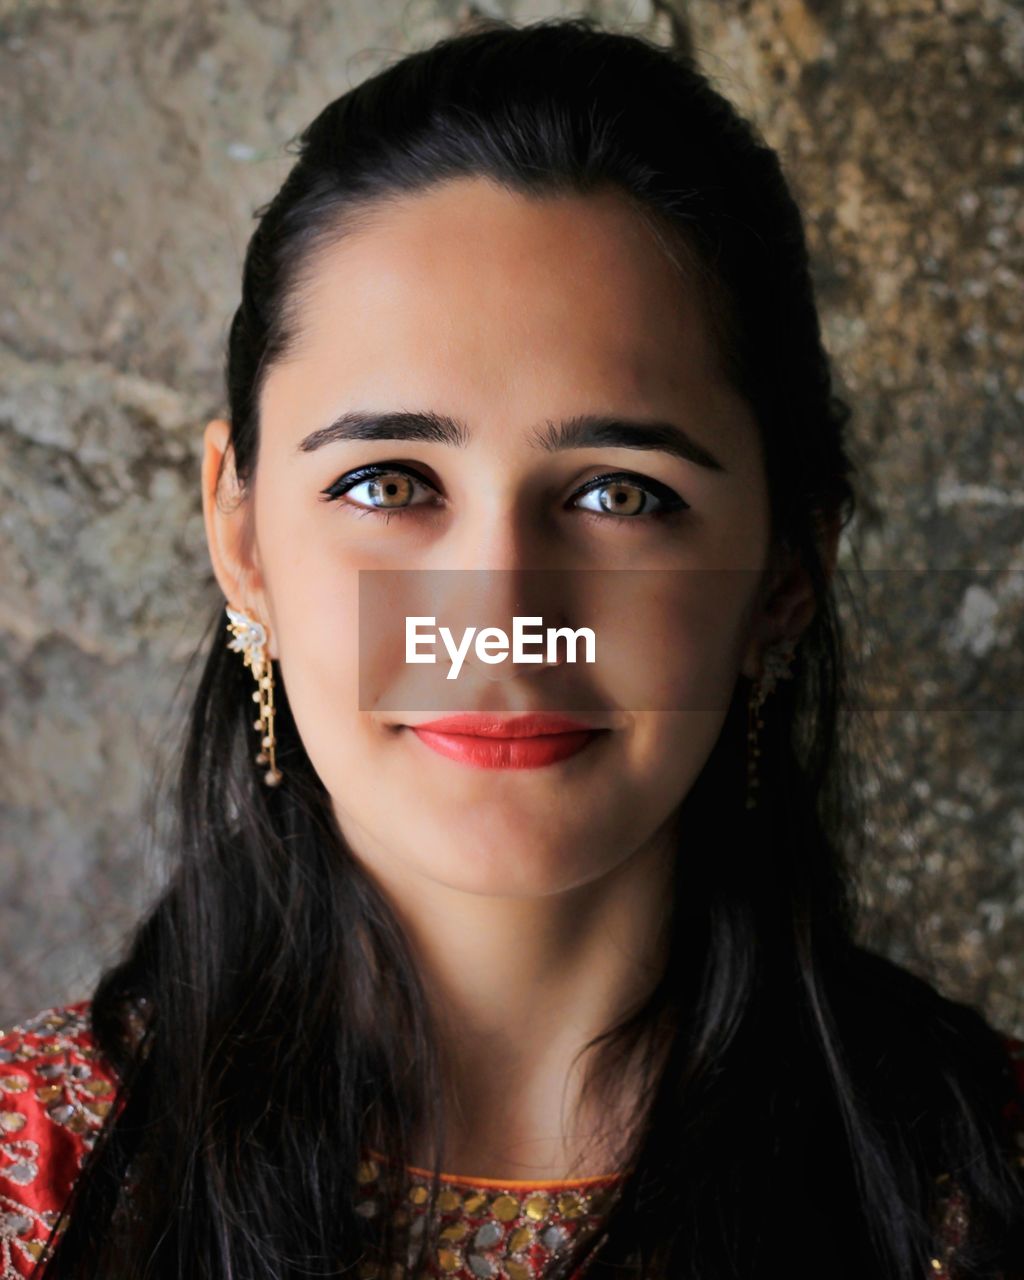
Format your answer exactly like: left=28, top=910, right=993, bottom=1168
left=354, top=1148, right=624, bottom=1278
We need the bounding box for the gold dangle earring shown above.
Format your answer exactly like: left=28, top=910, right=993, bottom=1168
left=225, top=604, right=283, bottom=787
left=745, top=636, right=799, bottom=810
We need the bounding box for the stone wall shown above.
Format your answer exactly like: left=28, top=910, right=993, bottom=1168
left=2, top=0, right=1021, bottom=1035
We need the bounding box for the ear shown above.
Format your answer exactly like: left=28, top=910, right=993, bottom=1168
left=201, top=417, right=276, bottom=657
left=739, top=512, right=842, bottom=680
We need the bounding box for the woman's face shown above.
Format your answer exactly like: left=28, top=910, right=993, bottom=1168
left=203, top=176, right=808, bottom=900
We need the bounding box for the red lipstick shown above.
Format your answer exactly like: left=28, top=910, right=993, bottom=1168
left=404, top=712, right=608, bottom=770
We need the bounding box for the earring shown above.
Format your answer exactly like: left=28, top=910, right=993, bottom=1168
left=225, top=605, right=283, bottom=787
left=745, top=636, right=799, bottom=810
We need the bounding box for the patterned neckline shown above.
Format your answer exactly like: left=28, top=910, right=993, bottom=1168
left=356, top=1148, right=628, bottom=1278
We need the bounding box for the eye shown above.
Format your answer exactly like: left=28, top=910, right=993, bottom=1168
left=569, top=472, right=689, bottom=525
left=319, top=464, right=440, bottom=522
left=318, top=464, right=689, bottom=528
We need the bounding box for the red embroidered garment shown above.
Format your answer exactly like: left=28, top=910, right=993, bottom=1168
left=1, top=1001, right=1022, bottom=1279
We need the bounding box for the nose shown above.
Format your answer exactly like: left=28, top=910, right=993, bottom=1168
left=436, top=568, right=566, bottom=681
left=436, top=506, right=565, bottom=680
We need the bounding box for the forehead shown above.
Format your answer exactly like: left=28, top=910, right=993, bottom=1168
left=274, top=177, right=724, bottom=396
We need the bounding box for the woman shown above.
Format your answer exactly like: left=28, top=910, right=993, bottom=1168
left=1, top=16, right=1021, bottom=1280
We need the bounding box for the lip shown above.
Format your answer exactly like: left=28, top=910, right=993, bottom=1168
left=403, top=712, right=604, bottom=737
left=407, top=724, right=605, bottom=770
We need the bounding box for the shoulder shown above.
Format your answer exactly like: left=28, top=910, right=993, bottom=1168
left=0, top=1000, right=121, bottom=1277
left=929, top=1030, right=1024, bottom=1278
left=843, top=950, right=1023, bottom=1131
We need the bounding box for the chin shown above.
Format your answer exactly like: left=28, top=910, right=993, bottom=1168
left=428, top=838, right=604, bottom=896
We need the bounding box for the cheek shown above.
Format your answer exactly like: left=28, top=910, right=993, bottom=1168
left=599, top=571, right=749, bottom=816
left=260, top=536, right=365, bottom=783
left=623, top=700, right=736, bottom=827
left=588, top=566, right=751, bottom=716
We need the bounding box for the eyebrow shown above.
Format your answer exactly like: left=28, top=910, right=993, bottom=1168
left=296, top=409, right=727, bottom=473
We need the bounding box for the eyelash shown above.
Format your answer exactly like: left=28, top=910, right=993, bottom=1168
left=318, top=464, right=690, bottom=527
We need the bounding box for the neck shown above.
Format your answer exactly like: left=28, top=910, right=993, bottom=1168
left=349, top=811, right=679, bottom=1183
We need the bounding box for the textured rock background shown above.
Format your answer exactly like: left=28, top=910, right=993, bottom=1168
left=1, top=1, right=1021, bottom=1035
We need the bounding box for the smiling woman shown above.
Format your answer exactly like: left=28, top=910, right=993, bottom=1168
left=4, top=14, right=1023, bottom=1280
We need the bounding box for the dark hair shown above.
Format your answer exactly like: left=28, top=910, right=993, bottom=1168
left=39, top=15, right=1022, bottom=1280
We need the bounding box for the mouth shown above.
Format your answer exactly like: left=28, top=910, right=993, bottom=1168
left=398, top=713, right=611, bottom=770
left=403, top=712, right=607, bottom=737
